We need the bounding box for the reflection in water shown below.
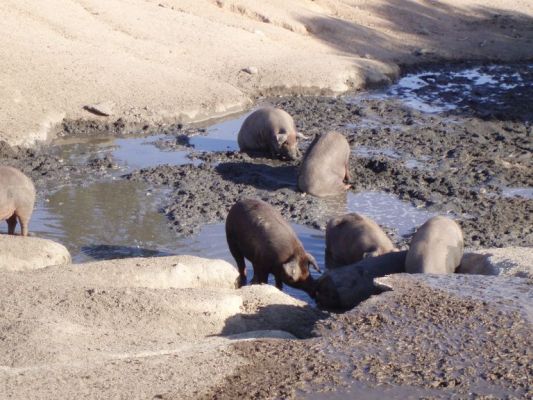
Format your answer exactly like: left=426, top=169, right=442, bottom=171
left=189, top=111, right=250, bottom=152
left=31, top=181, right=178, bottom=262
left=52, top=135, right=192, bottom=172
left=347, top=191, right=436, bottom=236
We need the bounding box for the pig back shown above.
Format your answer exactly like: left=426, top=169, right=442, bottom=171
left=298, top=131, right=350, bottom=196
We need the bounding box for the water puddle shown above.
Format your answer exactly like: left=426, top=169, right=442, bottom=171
left=302, top=381, right=443, bottom=400
left=52, top=135, right=193, bottom=172
left=188, top=111, right=249, bottom=151
left=352, top=63, right=533, bottom=114
left=31, top=180, right=178, bottom=261
left=346, top=192, right=436, bottom=236
left=30, top=186, right=323, bottom=302
left=501, top=187, right=533, bottom=199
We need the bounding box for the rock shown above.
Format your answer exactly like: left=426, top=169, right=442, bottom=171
left=73, top=255, right=241, bottom=290
left=0, top=235, right=71, bottom=271
left=242, top=66, right=258, bottom=75
left=83, top=101, right=115, bottom=116
left=475, top=247, right=533, bottom=279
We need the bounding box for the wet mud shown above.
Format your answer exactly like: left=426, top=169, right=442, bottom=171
left=126, top=87, right=532, bottom=248
left=202, top=275, right=532, bottom=399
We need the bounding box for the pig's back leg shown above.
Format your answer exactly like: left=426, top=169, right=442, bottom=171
left=227, top=236, right=247, bottom=287
left=17, top=213, right=30, bottom=236
left=250, top=264, right=269, bottom=285
left=7, top=214, right=17, bottom=235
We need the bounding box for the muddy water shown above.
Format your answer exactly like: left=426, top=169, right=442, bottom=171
left=18, top=64, right=532, bottom=303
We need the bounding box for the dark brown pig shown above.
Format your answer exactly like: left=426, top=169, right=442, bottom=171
left=297, top=131, right=351, bottom=197
left=325, top=213, right=398, bottom=269
left=405, top=216, right=464, bottom=274
left=237, top=107, right=304, bottom=160
left=0, top=166, right=36, bottom=236
left=225, top=198, right=320, bottom=294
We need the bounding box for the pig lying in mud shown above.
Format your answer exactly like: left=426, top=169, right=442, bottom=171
left=406, top=216, right=464, bottom=274
left=297, top=131, right=351, bottom=197
left=325, top=213, right=397, bottom=269
left=237, top=107, right=304, bottom=160
left=225, top=198, right=320, bottom=295
left=316, top=251, right=408, bottom=310
left=0, top=166, right=36, bottom=236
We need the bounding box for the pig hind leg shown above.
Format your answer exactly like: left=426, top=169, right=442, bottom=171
left=17, top=214, right=30, bottom=236
left=251, top=264, right=269, bottom=285
left=7, top=214, right=17, bottom=235
left=227, top=237, right=247, bottom=287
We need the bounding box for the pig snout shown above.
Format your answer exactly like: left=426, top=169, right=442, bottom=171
left=279, top=142, right=301, bottom=161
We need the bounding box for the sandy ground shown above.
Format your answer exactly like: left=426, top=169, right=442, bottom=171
left=2, top=0, right=533, bottom=146
left=0, top=256, right=325, bottom=399
left=1, top=253, right=530, bottom=399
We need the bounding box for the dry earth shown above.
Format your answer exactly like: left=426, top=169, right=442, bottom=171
left=1, top=0, right=533, bottom=146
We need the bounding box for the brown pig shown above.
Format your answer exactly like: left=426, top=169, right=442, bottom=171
left=225, top=198, right=321, bottom=295
left=0, top=166, right=36, bottom=236
left=325, top=213, right=398, bottom=269
left=405, top=216, right=464, bottom=274
left=237, top=107, right=304, bottom=160
left=297, top=131, right=351, bottom=197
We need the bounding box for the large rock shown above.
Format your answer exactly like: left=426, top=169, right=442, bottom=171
left=0, top=258, right=320, bottom=399
left=0, top=234, right=71, bottom=271
left=68, top=255, right=240, bottom=289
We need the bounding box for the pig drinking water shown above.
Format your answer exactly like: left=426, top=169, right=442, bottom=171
left=225, top=198, right=320, bottom=295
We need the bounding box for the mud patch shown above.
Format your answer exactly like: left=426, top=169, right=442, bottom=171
left=203, top=275, right=532, bottom=399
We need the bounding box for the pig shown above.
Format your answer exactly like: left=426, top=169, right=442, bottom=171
left=455, top=252, right=497, bottom=275
left=325, top=213, right=398, bottom=269
left=0, top=166, right=36, bottom=236
left=405, top=216, right=464, bottom=274
left=225, top=198, right=321, bottom=295
left=315, top=250, right=408, bottom=310
left=237, top=107, right=304, bottom=160
left=297, top=131, right=351, bottom=197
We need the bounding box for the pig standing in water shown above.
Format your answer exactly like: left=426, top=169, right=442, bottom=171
left=0, top=166, right=36, bottom=236
left=325, top=213, right=397, bottom=269
left=297, top=131, right=351, bottom=197
left=237, top=107, right=304, bottom=160
left=406, top=216, right=464, bottom=274
left=225, top=198, right=320, bottom=294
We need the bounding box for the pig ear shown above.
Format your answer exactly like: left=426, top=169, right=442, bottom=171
left=306, top=253, right=321, bottom=273
left=277, top=132, right=288, bottom=145
left=282, top=258, right=301, bottom=280
left=296, top=132, right=308, bottom=140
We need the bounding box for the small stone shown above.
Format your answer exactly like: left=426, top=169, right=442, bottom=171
left=84, top=101, right=115, bottom=116
left=242, top=66, right=258, bottom=75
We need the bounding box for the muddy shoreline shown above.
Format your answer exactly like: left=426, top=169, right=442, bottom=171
left=1, top=64, right=532, bottom=251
